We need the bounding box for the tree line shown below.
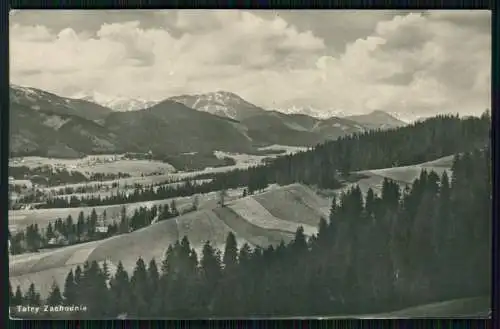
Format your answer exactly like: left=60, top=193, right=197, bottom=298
left=9, top=165, right=131, bottom=187
left=10, top=147, right=490, bottom=318
left=38, top=179, right=219, bottom=209
left=9, top=197, right=198, bottom=255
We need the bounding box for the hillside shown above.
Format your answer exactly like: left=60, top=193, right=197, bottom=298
left=11, top=85, right=113, bottom=121
left=345, top=110, right=406, bottom=130
left=10, top=104, right=131, bottom=158
left=9, top=183, right=327, bottom=298
left=103, top=100, right=255, bottom=155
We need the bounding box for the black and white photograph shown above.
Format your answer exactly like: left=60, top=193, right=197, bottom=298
left=8, top=9, right=491, bottom=319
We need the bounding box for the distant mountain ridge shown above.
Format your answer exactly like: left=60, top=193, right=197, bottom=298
left=71, top=92, right=160, bottom=112
left=9, top=85, right=407, bottom=159
left=10, top=85, right=113, bottom=121
left=77, top=89, right=407, bottom=125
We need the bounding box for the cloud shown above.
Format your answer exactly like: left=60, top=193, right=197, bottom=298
left=10, top=10, right=490, bottom=119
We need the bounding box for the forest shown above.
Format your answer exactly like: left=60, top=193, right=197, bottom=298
left=10, top=147, right=491, bottom=318
left=9, top=199, right=191, bottom=255
left=31, top=113, right=490, bottom=209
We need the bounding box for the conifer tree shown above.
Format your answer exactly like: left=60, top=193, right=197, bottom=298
left=89, top=208, right=98, bottom=237
left=147, top=258, right=160, bottom=298
left=24, top=283, right=41, bottom=306
left=223, top=232, right=238, bottom=270
left=102, top=260, right=111, bottom=283
left=170, top=200, right=179, bottom=217
left=47, top=281, right=63, bottom=305
left=63, top=269, right=77, bottom=305
left=119, top=206, right=128, bottom=233
left=65, top=215, right=74, bottom=240
left=14, top=286, right=23, bottom=306
left=109, top=261, right=130, bottom=316
left=130, top=257, right=149, bottom=317
left=46, top=222, right=54, bottom=240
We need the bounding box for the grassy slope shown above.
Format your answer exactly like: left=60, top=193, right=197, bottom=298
left=9, top=184, right=326, bottom=298
left=271, top=296, right=490, bottom=319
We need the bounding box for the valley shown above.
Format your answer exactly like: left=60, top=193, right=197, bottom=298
left=8, top=85, right=491, bottom=319
left=8, top=10, right=492, bottom=320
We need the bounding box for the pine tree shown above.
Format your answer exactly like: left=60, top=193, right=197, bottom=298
left=199, top=241, right=222, bottom=314
left=223, top=232, right=238, bottom=270
left=46, top=222, right=54, bottom=240
left=47, top=281, right=64, bottom=305
left=129, top=258, right=149, bottom=317
left=291, top=226, right=308, bottom=254
left=89, top=208, right=98, bottom=237
left=24, top=283, right=41, bottom=306
left=102, top=260, right=111, bottom=283
left=63, top=269, right=77, bottom=305
left=119, top=206, right=128, bottom=233
left=216, top=232, right=240, bottom=315
left=14, top=286, right=23, bottom=306
left=73, top=265, right=83, bottom=304
left=65, top=215, right=75, bottom=241
left=170, top=200, right=179, bottom=217
left=77, top=211, right=85, bottom=240
left=147, top=258, right=160, bottom=298
left=109, top=261, right=130, bottom=316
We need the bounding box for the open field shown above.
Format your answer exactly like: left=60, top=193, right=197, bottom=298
left=331, top=155, right=455, bottom=197
left=51, top=179, right=213, bottom=199
left=228, top=196, right=317, bottom=235
left=257, top=144, right=309, bottom=154
left=8, top=186, right=246, bottom=233
left=9, top=155, right=176, bottom=177
left=9, top=145, right=305, bottom=193
left=9, top=146, right=302, bottom=190
left=9, top=183, right=326, bottom=298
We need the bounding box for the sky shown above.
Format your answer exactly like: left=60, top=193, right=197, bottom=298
left=9, top=10, right=491, bottom=119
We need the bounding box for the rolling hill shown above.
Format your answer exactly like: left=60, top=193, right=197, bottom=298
left=9, top=183, right=328, bottom=298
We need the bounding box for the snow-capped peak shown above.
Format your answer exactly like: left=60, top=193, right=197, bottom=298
left=169, top=91, right=260, bottom=120
left=70, top=92, right=160, bottom=112
left=273, top=105, right=349, bottom=119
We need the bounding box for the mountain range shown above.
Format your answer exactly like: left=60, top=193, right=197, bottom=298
left=9, top=85, right=406, bottom=159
